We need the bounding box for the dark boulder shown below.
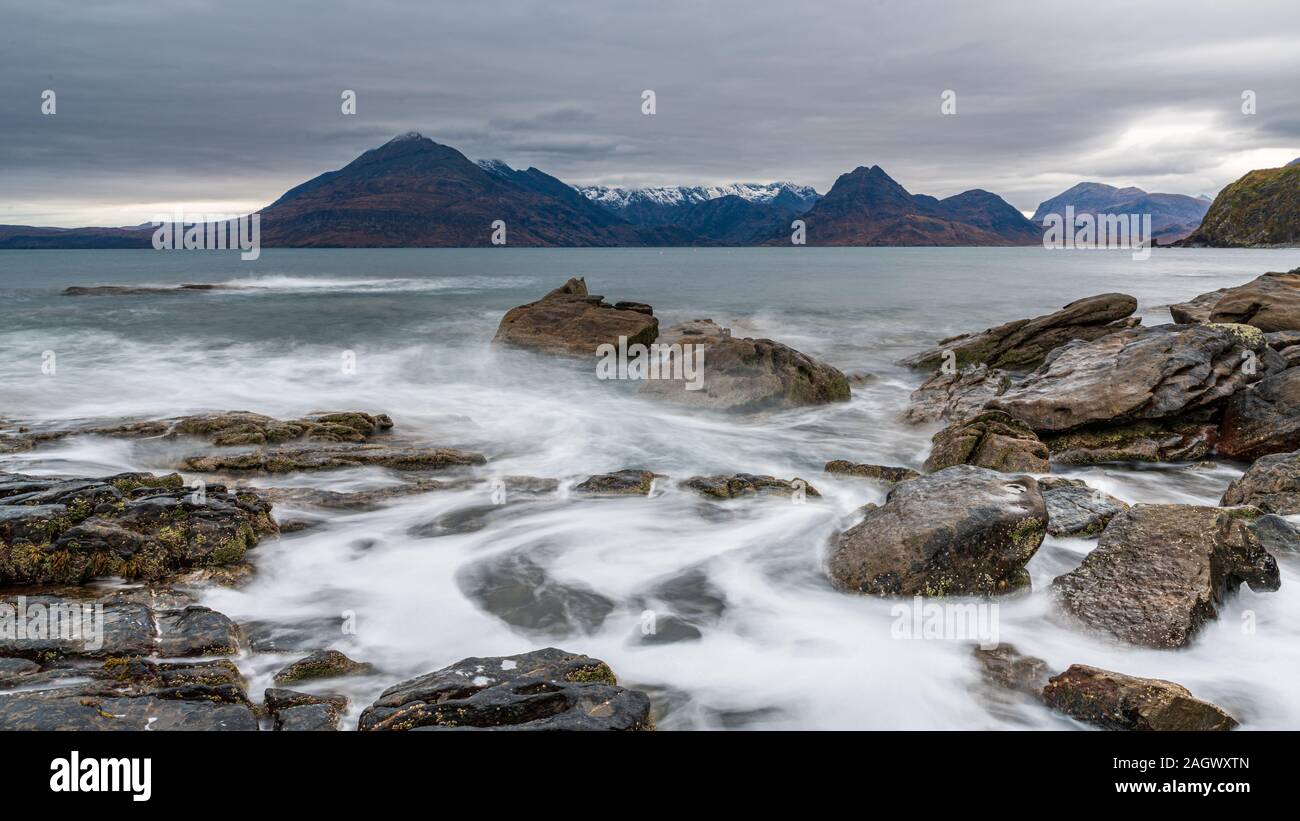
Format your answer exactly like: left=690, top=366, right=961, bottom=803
left=901, top=364, right=1010, bottom=424
left=923, top=410, right=1050, bottom=473
left=272, top=650, right=373, bottom=685
left=357, top=648, right=653, bottom=731
left=1043, top=665, right=1237, bottom=731
left=989, top=324, right=1266, bottom=434
left=1220, top=449, right=1300, bottom=513
left=826, top=465, right=1046, bottom=596
left=1051, top=505, right=1280, bottom=647
left=900, top=293, right=1139, bottom=371
left=1042, top=414, right=1219, bottom=464
left=638, top=319, right=850, bottom=411
left=823, top=461, right=920, bottom=484
left=265, top=688, right=348, bottom=731
left=1218, top=368, right=1300, bottom=460
left=181, top=443, right=485, bottom=474
left=1207, top=270, right=1300, bottom=332
left=681, top=473, right=819, bottom=500
left=1038, top=477, right=1128, bottom=538
left=573, top=469, right=655, bottom=496
left=493, top=278, right=658, bottom=357
left=0, top=472, right=277, bottom=584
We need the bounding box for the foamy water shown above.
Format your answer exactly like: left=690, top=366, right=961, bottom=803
left=2, top=247, right=1298, bottom=729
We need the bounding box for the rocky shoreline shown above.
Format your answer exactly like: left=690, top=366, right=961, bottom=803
left=3, top=268, right=1300, bottom=730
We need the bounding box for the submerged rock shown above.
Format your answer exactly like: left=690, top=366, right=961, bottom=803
left=358, top=648, right=653, bottom=731
left=900, top=293, right=1139, bottom=371
left=0, top=472, right=277, bottom=584
left=1051, top=504, right=1280, bottom=648
left=900, top=364, right=1010, bottom=424
left=1042, top=414, right=1219, bottom=464
left=1250, top=514, right=1300, bottom=552
left=493, top=278, right=658, bottom=357
left=923, top=410, right=1050, bottom=473
left=1220, top=450, right=1300, bottom=513
left=1042, top=665, right=1238, bottom=731
left=823, top=461, right=920, bottom=484
left=272, top=650, right=373, bottom=685
left=1038, top=477, right=1128, bottom=538
left=826, top=465, right=1046, bottom=596
left=637, top=319, right=850, bottom=411
left=1218, top=368, right=1300, bottom=460
left=971, top=644, right=1052, bottom=697
left=681, top=473, right=819, bottom=500
left=181, top=443, right=485, bottom=474
left=989, top=324, right=1265, bottom=434
left=3, top=410, right=394, bottom=451
left=457, top=547, right=616, bottom=637
left=573, top=469, right=656, bottom=496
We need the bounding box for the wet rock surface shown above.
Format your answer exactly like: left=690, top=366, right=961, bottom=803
left=900, top=293, right=1139, bottom=371
left=1200, top=270, right=1300, bottom=332
left=181, top=443, right=486, bottom=474
left=1039, top=477, right=1128, bottom=537
left=493, top=278, right=658, bottom=357
left=1051, top=504, right=1280, bottom=647
left=827, top=465, right=1046, bottom=596
left=573, top=469, right=656, bottom=496
left=1042, top=414, right=1219, bottom=464
left=0, top=592, right=241, bottom=661
left=823, top=461, right=920, bottom=484
left=358, top=648, right=653, bottom=731
left=1218, top=368, right=1300, bottom=460
left=0, top=410, right=394, bottom=452
left=989, top=324, right=1265, bottom=433
left=972, top=644, right=1051, bottom=696
left=923, top=410, right=1050, bottom=473
left=638, top=319, right=851, bottom=411
left=1168, top=288, right=1227, bottom=324
left=0, top=472, right=277, bottom=584
left=1042, top=664, right=1238, bottom=731
left=0, top=687, right=259, bottom=731
left=265, top=688, right=347, bottom=731
left=900, top=364, right=1010, bottom=424
left=272, top=649, right=373, bottom=685
left=1250, top=513, right=1300, bottom=552
left=1220, top=450, right=1300, bottom=513
left=681, top=473, right=819, bottom=500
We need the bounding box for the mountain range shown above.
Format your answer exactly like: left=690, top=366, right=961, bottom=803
left=0, top=133, right=1291, bottom=248
left=1031, top=182, right=1212, bottom=243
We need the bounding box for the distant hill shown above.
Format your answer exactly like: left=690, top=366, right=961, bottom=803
left=1181, top=162, right=1300, bottom=247
left=772, top=165, right=1040, bottom=246
left=666, top=195, right=788, bottom=245
left=1031, top=182, right=1211, bottom=243
left=253, top=133, right=705, bottom=247
left=575, top=181, right=820, bottom=225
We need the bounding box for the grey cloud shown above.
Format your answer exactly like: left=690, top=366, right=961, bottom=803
left=1, top=0, right=1297, bottom=225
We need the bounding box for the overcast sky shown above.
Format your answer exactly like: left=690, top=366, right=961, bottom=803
left=3, top=0, right=1298, bottom=226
